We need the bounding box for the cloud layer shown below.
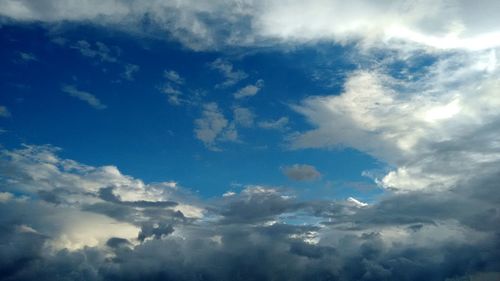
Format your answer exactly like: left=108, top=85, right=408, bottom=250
left=0, top=145, right=499, bottom=280
left=2, top=0, right=500, bottom=50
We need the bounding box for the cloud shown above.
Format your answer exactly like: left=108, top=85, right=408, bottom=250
left=0, top=105, right=11, bottom=117
left=159, top=69, right=191, bottom=106
left=346, top=197, right=368, bottom=208
left=164, top=70, right=184, bottom=85
left=194, top=102, right=234, bottom=150
left=291, top=48, right=500, bottom=192
left=0, top=144, right=499, bottom=280
left=2, top=0, right=500, bottom=51
left=160, top=84, right=183, bottom=105
left=71, top=40, right=118, bottom=63
left=258, top=117, right=289, bottom=131
left=234, top=79, right=264, bottom=99
left=61, top=84, right=107, bottom=109
left=282, top=164, right=321, bottom=181
left=18, top=52, right=37, bottom=62
left=122, top=63, right=139, bottom=80
left=210, top=58, right=248, bottom=87
left=233, top=107, right=254, bottom=128
left=2, top=1, right=500, bottom=279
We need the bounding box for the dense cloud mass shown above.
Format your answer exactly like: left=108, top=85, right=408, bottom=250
left=1, top=0, right=500, bottom=50
left=1, top=144, right=499, bottom=280
left=1, top=1, right=500, bottom=280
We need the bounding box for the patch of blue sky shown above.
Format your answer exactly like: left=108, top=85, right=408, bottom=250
left=0, top=24, right=384, bottom=201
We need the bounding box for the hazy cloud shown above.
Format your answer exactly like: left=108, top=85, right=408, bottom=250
left=258, top=117, right=289, bottom=131
left=0, top=105, right=11, bottom=117
left=61, top=84, right=107, bottom=109
left=210, top=58, right=248, bottom=87
left=122, top=63, right=140, bottom=80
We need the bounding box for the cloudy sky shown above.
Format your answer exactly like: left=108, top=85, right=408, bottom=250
left=1, top=1, right=500, bottom=280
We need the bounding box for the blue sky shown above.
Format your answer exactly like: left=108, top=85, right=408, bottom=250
left=0, top=24, right=381, bottom=201
left=1, top=1, right=500, bottom=280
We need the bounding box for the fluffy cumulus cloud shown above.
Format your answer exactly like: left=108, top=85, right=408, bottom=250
left=291, top=48, right=500, bottom=192
left=194, top=103, right=235, bottom=150
left=0, top=145, right=499, bottom=280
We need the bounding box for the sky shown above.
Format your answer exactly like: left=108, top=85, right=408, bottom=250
left=0, top=1, right=500, bottom=281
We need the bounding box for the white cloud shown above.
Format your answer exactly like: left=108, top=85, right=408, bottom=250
left=194, top=103, right=231, bottom=150
left=258, top=117, right=289, bottom=131
left=292, top=49, right=500, bottom=191
left=0, top=105, right=11, bottom=117
left=346, top=197, right=368, bottom=208
left=71, top=40, right=118, bottom=62
left=234, top=79, right=264, bottom=99
left=210, top=58, right=248, bottom=87
left=0, top=192, right=14, bottom=202
left=159, top=70, right=188, bottom=105
left=282, top=164, right=321, bottom=181
left=2, top=1, right=500, bottom=51
left=160, top=84, right=183, bottom=106
left=233, top=107, right=254, bottom=128
left=193, top=103, right=255, bottom=150
left=164, top=70, right=184, bottom=85
left=61, top=84, right=107, bottom=109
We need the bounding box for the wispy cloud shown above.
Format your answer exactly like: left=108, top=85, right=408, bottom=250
left=61, top=84, right=107, bottom=110
left=71, top=40, right=119, bottom=63
left=210, top=58, right=248, bottom=88
left=164, top=70, right=184, bottom=85
left=258, top=117, right=289, bottom=131
left=19, top=52, right=37, bottom=62
left=122, top=63, right=140, bottom=81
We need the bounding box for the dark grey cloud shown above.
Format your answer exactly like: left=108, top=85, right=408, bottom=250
left=1, top=145, right=500, bottom=281
left=282, top=164, right=321, bottom=181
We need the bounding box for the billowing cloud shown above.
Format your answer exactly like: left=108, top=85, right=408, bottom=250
left=61, top=84, right=107, bottom=109
left=291, top=48, right=500, bottom=192
left=282, top=164, right=321, bottom=181
left=0, top=145, right=499, bottom=280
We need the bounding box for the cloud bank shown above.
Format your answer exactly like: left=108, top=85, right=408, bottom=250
left=0, top=145, right=499, bottom=280
left=2, top=0, right=500, bottom=50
